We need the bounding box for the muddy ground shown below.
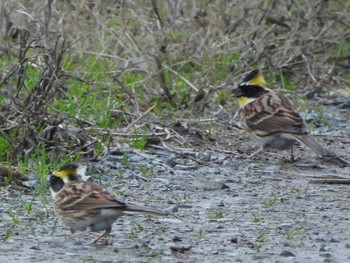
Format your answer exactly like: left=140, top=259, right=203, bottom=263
left=1, top=103, right=350, bottom=263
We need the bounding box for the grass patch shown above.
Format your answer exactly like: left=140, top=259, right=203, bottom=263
left=0, top=1, right=347, bottom=189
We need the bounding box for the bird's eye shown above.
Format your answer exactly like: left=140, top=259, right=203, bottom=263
left=50, top=176, right=65, bottom=192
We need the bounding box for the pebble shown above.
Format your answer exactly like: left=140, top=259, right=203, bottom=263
left=215, top=154, right=229, bottom=164
left=195, top=180, right=226, bottom=191
left=319, top=252, right=332, bottom=258
left=179, top=150, right=196, bottom=156
left=99, top=160, right=117, bottom=168
left=222, top=160, right=232, bottom=166
left=158, top=218, right=184, bottom=224
left=230, top=237, right=238, bottom=243
left=200, top=153, right=211, bottom=162
left=197, top=166, right=222, bottom=174
left=128, top=155, right=146, bottom=162
left=320, top=244, right=328, bottom=252
left=280, top=250, right=295, bottom=257
left=165, top=157, right=177, bottom=167
left=174, top=164, right=198, bottom=171
left=265, top=165, right=280, bottom=172
left=253, top=253, right=273, bottom=259
left=154, top=166, right=167, bottom=173
left=172, top=236, right=182, bottom=242
left=329, top=237, right=339, bottom=243
left=106, top=155, right=124, bottom=162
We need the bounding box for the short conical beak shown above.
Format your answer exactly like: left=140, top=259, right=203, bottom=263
left=46, top=175, right=52, bottom=189
left=230, top=86, right=240, bottom=97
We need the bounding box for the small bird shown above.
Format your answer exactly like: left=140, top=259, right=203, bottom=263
left=231, top=69, right=349, bottom=165
left=47, top=164, right=168, bottom=244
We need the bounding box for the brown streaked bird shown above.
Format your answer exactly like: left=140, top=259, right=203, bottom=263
left=47, top=164, right=168, bottom=244
left=231, top=69, right=349, bottom=165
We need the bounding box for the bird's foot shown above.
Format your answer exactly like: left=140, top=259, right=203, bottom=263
left=279, top=156, right=299, bottom=163
left=90, top=229, right=111, bottom=245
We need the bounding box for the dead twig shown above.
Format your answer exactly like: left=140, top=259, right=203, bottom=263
left=164, top=65, right=199, bottom=92
left=154, top=55, right=173, bottom=103
left=148, top=141, right=216, bottom=167
left=310, top=178, right=350, bottom=184
left=124, top=104, right=157, bottom=132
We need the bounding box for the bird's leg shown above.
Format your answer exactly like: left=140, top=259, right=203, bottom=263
left=90, top=227, right=111, bottom=244
left=71, top=228, right=90, bottom=237
left=290, top=145, right=295, bottom=162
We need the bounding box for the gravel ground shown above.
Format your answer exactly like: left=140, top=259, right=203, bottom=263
left=2, top=1, right=350, bottom=262
left=1, top=105, right=350, bottom=263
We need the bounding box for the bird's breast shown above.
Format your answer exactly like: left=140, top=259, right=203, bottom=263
left=256, top=133, right=297, bottom=150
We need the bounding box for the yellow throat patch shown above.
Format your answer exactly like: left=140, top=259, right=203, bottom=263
left=237, top=97, right=257, bottom=108
left=237, top=72, right=269, bottom=108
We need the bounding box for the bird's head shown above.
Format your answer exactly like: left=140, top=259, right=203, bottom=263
left=47, top=164, right=80, bottom=198
left=231, top=69, right=270, bottom=108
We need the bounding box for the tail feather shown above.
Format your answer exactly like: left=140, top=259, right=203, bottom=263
left=296, top=135, right=335, bottom=156
left=125, top=203, right=169, bottom=216
left=297, top=135, right=350, bottom=166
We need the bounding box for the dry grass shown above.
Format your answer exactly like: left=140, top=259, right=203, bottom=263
left=0, top=0, right=350, bottom=166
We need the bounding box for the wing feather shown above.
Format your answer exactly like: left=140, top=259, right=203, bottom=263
left=55, top=181, right=127, bottom=211
left=241, top=92, right=308, bottom=136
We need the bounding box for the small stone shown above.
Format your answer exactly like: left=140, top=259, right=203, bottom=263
left=320, top=244, right=327, bottom=252
left=254, top=253, right=272, bottom=259
left=265, top=165, right=280, bottom=172
left=196, top=180, right=226, bottom=191
left=170, top=245, right=191, bottom=253
left=330, top=237, right=339, bottom=243
left=280, top=250, right=295, bottom=257
left=165, top=157, right=177, bottom=167
left=320, top=252, right=332, bottom=258
left=215, top=154, right=228, bottom=164
left=200, top=154, right=211, bottom=162
left=221, top=183, right=230, bottom=189
left=128, top=155, right=146, bottom=162
left=102, top=159, right=123, bottom=169
left=154, top=166, right=167, bottom=173
left=179, top=150, right=195, bottom=156
left=173, top=236, right=182, bottom=242
left=30, top=246, right=41, bottom=250
left=222, top=160, right=231, bottom=166
left=230, top=237, right=238, bottom=243
left=315, top=237, right=326, bottom=242
left=174, top=164, right=198, bottom=171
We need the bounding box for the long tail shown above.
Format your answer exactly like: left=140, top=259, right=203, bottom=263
left=125, top=203, right=169, bottom=216
left=297, top=135, right=334, bottom=156
left=297, top=135, right=350, bottom=166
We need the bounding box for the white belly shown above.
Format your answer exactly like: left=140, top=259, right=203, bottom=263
left=257, top=133, right=297, bottom=150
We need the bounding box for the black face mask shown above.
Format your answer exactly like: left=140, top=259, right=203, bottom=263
left=47, top=175, right=65, bottom=192
left=232, top=84, right=269, bottom=99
